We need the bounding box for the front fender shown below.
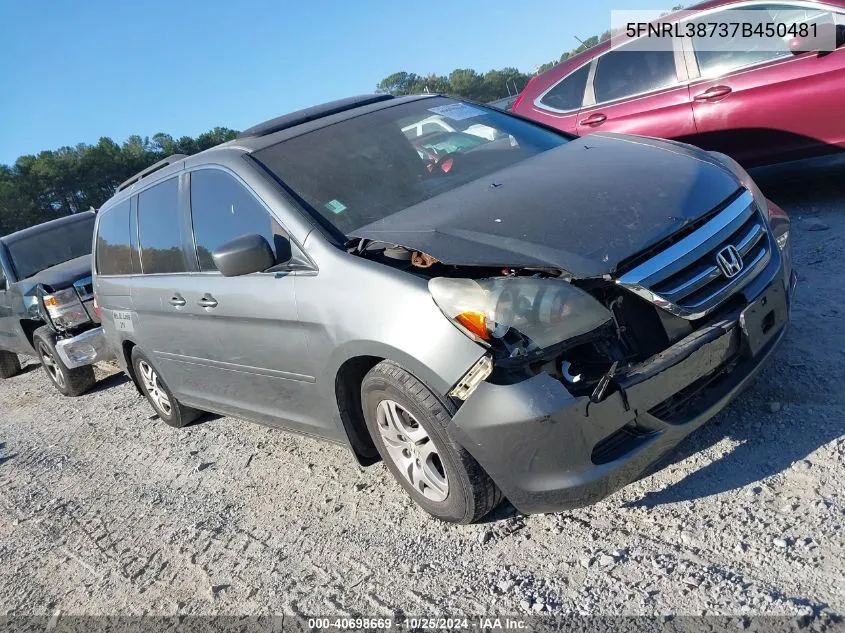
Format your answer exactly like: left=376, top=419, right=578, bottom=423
left=321, top=337, right=483, bottom=403
left=293, top=250, right=486, bottom=404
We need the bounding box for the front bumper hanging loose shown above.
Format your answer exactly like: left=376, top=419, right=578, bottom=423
left=54, top=327, right=115, bottom=369
left=449, top=264, right=792, bottom=515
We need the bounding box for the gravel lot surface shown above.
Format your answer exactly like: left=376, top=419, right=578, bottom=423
left=0, top=164, right=843, bottom=619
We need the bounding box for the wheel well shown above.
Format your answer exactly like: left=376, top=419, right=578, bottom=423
left=19, top=320, right=41, bottom=350
left=335, top=356, right=382, bottom=466
left=121, top=339, right=142, bottom=393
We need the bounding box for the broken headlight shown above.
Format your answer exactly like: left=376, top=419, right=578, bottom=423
left=429, top=277, right=612, bottom=358
left=41, top=288, right=89, bottom=330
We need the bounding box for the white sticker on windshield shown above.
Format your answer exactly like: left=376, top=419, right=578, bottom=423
left=427, top=103, right=485, bottom=121
left=325, top=199, right=347, bottom=214
left=112, top=310, right=134, bottom=333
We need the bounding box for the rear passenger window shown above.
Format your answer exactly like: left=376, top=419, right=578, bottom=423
left=95, top=201, right=134, bottom=275
left=137, top=177, right=187, bottom=274
left=593, top=48, right=677, bottom=103
left=189, top=170, right=284, bottom=272
left=539, top=64, right=590, bottom=111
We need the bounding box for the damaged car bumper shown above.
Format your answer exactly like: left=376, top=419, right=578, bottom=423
left=449, top=262, right=794, bottom=515
left=54, top=326, right=115, bottom=369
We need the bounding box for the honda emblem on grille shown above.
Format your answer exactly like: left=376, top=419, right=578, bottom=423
left=716, top=245, right=744, bottom=278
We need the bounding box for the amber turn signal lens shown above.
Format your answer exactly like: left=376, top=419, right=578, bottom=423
left=456, top=312, right=489, bottom=340
left=43, top=296, right=59, bottom=307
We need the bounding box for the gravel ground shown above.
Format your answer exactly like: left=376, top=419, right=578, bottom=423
left=0, top=164, right=843, bottom=620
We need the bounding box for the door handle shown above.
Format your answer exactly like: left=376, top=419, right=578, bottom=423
left=693, top=85, right=732, bottom=101
left=169, top=294, right=186, bottom=307
left=580, top=113, right=607, bottom=126
left=198, top=294, right=218, bottom=309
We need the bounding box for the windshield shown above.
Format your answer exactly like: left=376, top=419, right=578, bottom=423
left=6, top=215, right=95, bottom=280
left=253, top=97, right=569, bottom=235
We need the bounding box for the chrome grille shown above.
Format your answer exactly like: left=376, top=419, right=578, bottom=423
left=616, top=190, right=771, bottom=319
left=73, top=275, right=94, bottom=302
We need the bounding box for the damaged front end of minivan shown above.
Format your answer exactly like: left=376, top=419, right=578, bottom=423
left=348, top=187, right=796, bottom=514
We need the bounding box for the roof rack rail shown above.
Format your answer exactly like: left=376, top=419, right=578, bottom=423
left=117, top=154, right=187, bottom=192
left=238, top=94, right=394, bottom=139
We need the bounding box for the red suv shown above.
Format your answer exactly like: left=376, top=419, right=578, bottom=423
left=513, top=0, right=845, bottom=166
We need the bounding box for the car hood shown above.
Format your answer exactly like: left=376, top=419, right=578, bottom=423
left=351, top=133, right=742, bottom=278
left=25, top=254, right=92, bottom=291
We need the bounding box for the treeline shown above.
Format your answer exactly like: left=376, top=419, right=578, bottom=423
left=0, top=127, right=237, bottom=234
left=3, top=13, right=691, bottom=235
left=373, top=48, right=614, bottom=100
left=377, top=4, right=685, bottom=95
left=376, top=68, right=532, bottom=101
left=374, top=39, right=617, bottom=99
left=535, top=32, right=613, bottom=75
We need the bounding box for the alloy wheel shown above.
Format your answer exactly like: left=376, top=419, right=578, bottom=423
left=37, top=341, right=65, bottom=389
left=375, top=399, right=448, bottom=502
left=138, top=360, right=172, bottom=417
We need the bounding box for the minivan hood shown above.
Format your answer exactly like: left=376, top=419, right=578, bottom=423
left=26, top=254, right=92, bottom=291
left=352, top=133, right=741, bottom=278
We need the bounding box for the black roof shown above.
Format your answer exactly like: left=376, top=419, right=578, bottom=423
left=237, top=94, right=394, bottom=139
left=1, top=211, right=96, bottom=245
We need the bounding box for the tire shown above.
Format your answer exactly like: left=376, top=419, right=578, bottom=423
left=131, top=347, right=200, bottom=428
left=361, top=360, right=502, bottom=524
left=33, top=326, right=95, bottom=397
left=0, top=350, right=21, bottom=379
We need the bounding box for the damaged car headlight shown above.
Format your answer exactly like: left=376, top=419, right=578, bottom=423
left=428, top=277, right=612, bottom=357
left=41, top=288, right=89, bottom=330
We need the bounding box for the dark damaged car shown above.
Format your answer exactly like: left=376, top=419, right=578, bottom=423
left=93, top=95, right=796, bottom=523
left=0, top=212, right=113, bottom=396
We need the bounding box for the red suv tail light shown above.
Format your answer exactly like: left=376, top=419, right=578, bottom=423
left=93, top=296, right=102, bottom=320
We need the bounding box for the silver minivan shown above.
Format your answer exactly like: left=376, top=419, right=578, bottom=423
left=94, top=94, right=794, bottom=523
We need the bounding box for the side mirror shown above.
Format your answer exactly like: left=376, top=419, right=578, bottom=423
left=789, top=21, right=843, bottom=54
left=212, top=233, right=275, bottom=277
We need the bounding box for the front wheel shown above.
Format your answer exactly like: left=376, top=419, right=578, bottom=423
left=361, top=360, right=502, bottom=524
left=33, top=326, right=95, bottom=397
left=131, top=347, right=200, bottom=428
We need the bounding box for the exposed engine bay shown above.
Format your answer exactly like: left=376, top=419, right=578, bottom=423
left=349, top=238, right=732, bottom=401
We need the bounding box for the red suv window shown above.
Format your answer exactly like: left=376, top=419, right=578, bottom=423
left=539, top=64, right=590, bottom=111
left=594, top=48, right=677, bottom=103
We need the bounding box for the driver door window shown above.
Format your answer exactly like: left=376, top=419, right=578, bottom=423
left=690, top=4, right=838, bottom=77
left=189, top=169, right=292, bottom=272
left=691, top=6, right=790, bottom=77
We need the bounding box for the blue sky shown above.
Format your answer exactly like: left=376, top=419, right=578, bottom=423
left=0, top=0, right=669, bottom=165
